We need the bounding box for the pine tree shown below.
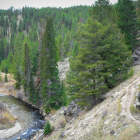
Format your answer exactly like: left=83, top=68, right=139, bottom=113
left=14, top=71, right=22, bottom=90
left=35, top=44, right=43, bottom=106
left=0, top=39, right=5, bottom=64
left=60, top=82, right=67, bottom=106
left=117, top=0, right=138, bottom=51
left=41, top=17, right=62, bottom=113
left=5, top=65, right=8, bottom=74
left=0, top=73, right=2, bottom=82
left=66, top=17, right=132, bottom=107
left=56, top=35, right=63, bottom=61
left=31, top=49, right=39, bottom=76
left=5, top=74, right=8, bottom=82
left=44, top=121, right=52, bottom=135
left=72, top=41, right=79, bottom=58
left=12, top=33, right=23, bottom=90
left=89, top=0, right=112, bottom=24
left=23, top=36, right=35, bottom=102
left=66, top=42, right=80, bottom=104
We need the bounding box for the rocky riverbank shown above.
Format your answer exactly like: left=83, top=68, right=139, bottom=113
left=0, top=122, right=22, bottom=139
left=0, top=58, right=70, bottom=139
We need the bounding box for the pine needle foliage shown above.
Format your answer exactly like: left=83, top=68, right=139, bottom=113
left=5, top=74, right=8, bottom=82
left=41, top=16, right=62, bottom=113
left=23, top=36, right=35, bottom=102
left=116, top=0, right=138, bottom=51
left=12, top=33, right=23, bottom=90
left=89, top=0, right=113, bottom=24
left=44, top=121, right=52, bottom=135
left=67, top=16, right=132, bottom=107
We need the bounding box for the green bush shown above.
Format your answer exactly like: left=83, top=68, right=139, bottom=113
left=130, top=104, right=140, bottom=115
left=44, top=121, right=52, bottom=135
left=5, top=74, right=8, bottom=82
left=0, top=73, right=2, bottom=82
left=1, top=60, right=5, bottom=72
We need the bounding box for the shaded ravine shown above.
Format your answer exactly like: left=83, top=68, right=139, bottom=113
left=0, top=95, right=45, bottom=140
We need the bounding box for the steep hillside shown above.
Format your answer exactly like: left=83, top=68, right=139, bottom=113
left=38, top=65, right=140, bottom=140
left=1, top=58, right=140, bottom=140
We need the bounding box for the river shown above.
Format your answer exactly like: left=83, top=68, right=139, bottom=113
left=0, top=94, right=45, bottom=140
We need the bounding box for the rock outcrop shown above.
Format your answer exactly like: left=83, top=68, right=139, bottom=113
left=64, top=100, right=81, bottom=122
left=137, top=92, right=140, bottom=102
left=132, top=47, right=140, bottom=65
left=136, top=92, right=140, bottom=109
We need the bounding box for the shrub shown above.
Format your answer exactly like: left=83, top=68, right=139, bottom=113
left=59, top=117, right=66, bottom=128
left=1, top=60, right=5, bottom=72
left=130, top=104, right=140, bottom=115
left=117, top=98, right=122, bottom=114
left=5, top=74, right=8, bottom=82
left=0, top=116, right=9, bottom=124
left=0, top=73, right=2, bottom=82
left=51, top=123, right=55, bottom=132
left=50, top=109, right=56, bottom=115
left=44, top=121, right=52, bottom=135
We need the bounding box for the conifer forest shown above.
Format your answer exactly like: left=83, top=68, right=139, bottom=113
left=0, top=0, right=139, bottom=114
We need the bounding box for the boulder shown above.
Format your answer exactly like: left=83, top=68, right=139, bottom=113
left=132, top=49, right=140, bottom=66
left=64, top=100, right=81, bottom=122
left=136, top=102, right=140, bottom=110
left=110, top=130, right=115, bottom=135
left=104, top=120, right=110, bottom=125
left=101, top=110, right=108, bottom=118
left=138, top=92, right=140, bottom=102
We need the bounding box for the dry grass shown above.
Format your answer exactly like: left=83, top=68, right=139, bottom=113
left=50, top=109, right=56, bottom=116
left=58, top=117, right=66, bottom=128
left=0, top=106, right=17, bottom=130
left=0, top=72, right=23, bottom=97
left=51, top=123, right=55, bottom=132
left=117, top=123, right=139, bottom=140
left=116, top=98, right=122, bottom=114
left=84, top=120, right=115, bottom=140
left=85, top=123, right=138, bottom=140
left=130, top=104, right=140, bottom=115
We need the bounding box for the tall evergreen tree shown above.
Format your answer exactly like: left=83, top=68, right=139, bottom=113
left=67, top=17, right=132, bottom=107
left=89, top=0, right=112, bottom=24
left=117, top=0, right=138, bottom=51
left=41, top=17, right=62, bottom=113
left=23, top=36, right=35, bottom=102
left=56, top=35, right=63, bottom=61
left=0, top=39, right=5, bottom=64
left=12, top=33, right=23, bottom=90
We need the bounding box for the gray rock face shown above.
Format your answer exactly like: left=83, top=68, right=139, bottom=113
left=64, top=100, right=81, bottom=122
left=136, top=102, right=140, bottom=110
left=138, top=92, right=140, bottom=102
left=101, top=110, right=108, bottom=118
left=132, top=48, right=140, bottom=65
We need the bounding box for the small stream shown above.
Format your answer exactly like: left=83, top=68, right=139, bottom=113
left=0, top=94, right=45, bottom=140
